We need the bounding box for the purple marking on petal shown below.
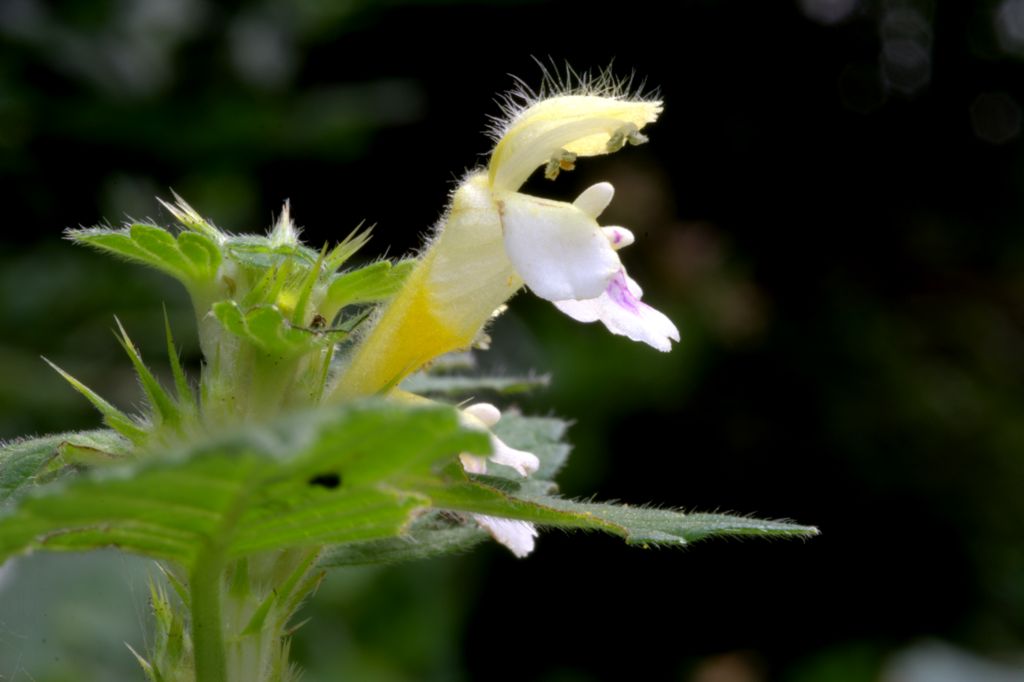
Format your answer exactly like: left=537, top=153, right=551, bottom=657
left=612, top=230, right=622, bottom=244
left=606, top=270, right=641, bottom=314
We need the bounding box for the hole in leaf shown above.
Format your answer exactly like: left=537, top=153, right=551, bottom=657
left=308, top=472, right=341, bottom=489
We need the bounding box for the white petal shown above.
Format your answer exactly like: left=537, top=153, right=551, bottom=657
left=459, top=404, right=540, bottom=476
left=463, top=402, right=501, bottom=427
left=499, top=192, right=620, bottom=301
left=474, top=514, right=538, bottom=558
left=573, top=182, right=614, bottom=219
left=551, top=296, right=603, bottom=323
left=622, top=271, right=644, bottom=297
left=602, top=226, right=635, bottom=250
left=459, top=453, right=488, bottom=474
left=553, top=269, right=680, bottom=352
left=489, top=435, right=540, bottom=477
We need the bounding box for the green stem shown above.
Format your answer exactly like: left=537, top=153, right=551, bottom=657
left=191, top=550, right=227, bottom=682
left=189, top=461, right=258, bottom=682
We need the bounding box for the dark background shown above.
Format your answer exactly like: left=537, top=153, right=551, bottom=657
left=3, top=0, right=1024, bottom=680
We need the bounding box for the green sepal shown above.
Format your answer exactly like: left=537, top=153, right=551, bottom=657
left=115, top=318, right=183, bottom=432
left=158, top=192, right=222, bottom=240
left=323, top=225, right=373, bottom=272
left=322, top=259, right=415, bottom=318
left=42, top=358, right=149, bottom=443
left=212, top=301, right=357, bottom=358
left=240, top=550, right=321, bottom=636
left=164, top=306, right=198, bottom=416
left=290, top=244, right=328, bottom=326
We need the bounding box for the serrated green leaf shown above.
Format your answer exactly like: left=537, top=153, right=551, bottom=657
left=322, top=259, right=415, bottom=318
left=68, top=224, right=221, bottom=287
left=0, top=430, right=131, bottom=505
left=74, top=230, right=153, bottom=261
left=131, top=224, right=194, bottom=274
left=420, top=476, right=818, bottom=547
left=538, top=498, right=819, bottom=545
left=0, top=402, right=489, bottom=567
left=0, top=436, right=64, bottom=504
left=401, top=372, right=551, bottom=397
left=177, top=231, right=222, bottom=279
left=321, top=511, right=487, bottom=566
left=490, top=413, right=570, bottom=480
left=224, top=236, right=321, bottom=270
left=440, top=412, right=568, bottom=485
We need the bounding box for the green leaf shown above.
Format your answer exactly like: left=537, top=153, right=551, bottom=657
left=491, top=413, right=571, bottom=480
left=68, top=224, right=221, bottom=286
left=0, top=402, right=489, bottom=567
left=0, top=430, right=131, bottom=505
left=321, top=511, right=487, bottom=566
left=131, top=224, right=193, bottom=274
left=420, top=475, right=818, bottom=547
left=401, top=372, right=551, bottom=397
left=178, top=232, right=222, bottom=277
left=322, top=259, right=415, bottom=317
left=224, top=235, right=321, bottom=270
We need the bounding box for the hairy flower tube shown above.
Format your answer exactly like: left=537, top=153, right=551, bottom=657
left=333, top=86, right=679, bottom=399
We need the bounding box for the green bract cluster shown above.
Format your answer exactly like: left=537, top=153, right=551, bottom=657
left=63, top=199, right=414, bottom=438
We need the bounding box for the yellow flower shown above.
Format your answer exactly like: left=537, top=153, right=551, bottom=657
left=333, top=78, right=674, bottom=399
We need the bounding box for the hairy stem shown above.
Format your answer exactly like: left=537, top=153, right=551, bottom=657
left=190, top=550, right=227, bottom=682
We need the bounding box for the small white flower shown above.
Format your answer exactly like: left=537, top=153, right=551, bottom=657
left=459, top=402, right=539, bottom=477
left=459, top=402, right=540, bottom=557
left=472, top=515, right=538, bottom=559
